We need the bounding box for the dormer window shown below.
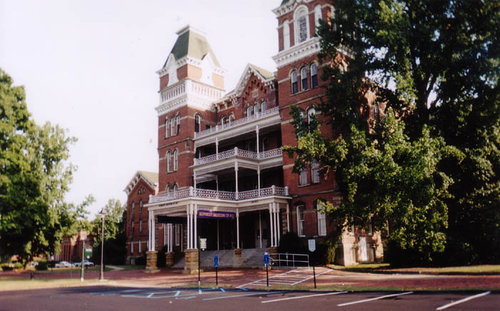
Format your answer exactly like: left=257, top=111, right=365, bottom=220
left=295, top=7, right=310, bottom=44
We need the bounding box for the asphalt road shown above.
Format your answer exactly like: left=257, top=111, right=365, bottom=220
left=0, top=286, right=498, bottom=311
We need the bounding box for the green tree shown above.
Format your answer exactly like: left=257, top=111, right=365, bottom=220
left=287, top=0, right=499, bottom=264
left=0, top=68, right=83, bottom=265
left=90, top=199, right=127, bottom=265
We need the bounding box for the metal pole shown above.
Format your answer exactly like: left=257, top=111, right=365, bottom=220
left=80, top=239, right=85, bottom=282
left=216, top=266, right=218, bottom=287
left=313, top=266, right=317, bottom=289
left=100, top=213, right=105, bottom=281
left=266, top=264, right=269, bottom=287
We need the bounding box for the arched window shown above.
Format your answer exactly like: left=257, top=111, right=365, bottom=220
left=173, top=149, right=178, bottom=171
left=220, top=116, right=226, bottom=127
left=228, top=113, right=234, bottom=124
left=195, top=114, right=201, bottom=133
left=165, top=119, right=170, bottom=138
left=307, top=107, right=316, bottom=124
left=167, top=151, right=172, bottom=172
left=314, top=4, right=322, bottom=28
left=311, top=159, right=320, bottom=184
left=301, top=67, right=308, bottom=91
left=246, top=106, right=253, bottom=117
left=254, top=104, right=260, bottom=116
left=283, top=20, right=290, bottom=49
left=295, top=6, right=309, bottom=44
left=170, top=117, right=175, bottom=136
left=299, top=168, right=308, bottom=186
left=311, top=63, right=318, bottom=88
left=176, top=115, right=181, bottom=134
left=291, top=70, right=298, bottom=94
left=261, top=101, right=267, bottom=113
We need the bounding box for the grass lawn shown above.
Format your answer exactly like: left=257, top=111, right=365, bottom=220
left=328, top=263, right=500, bottom=275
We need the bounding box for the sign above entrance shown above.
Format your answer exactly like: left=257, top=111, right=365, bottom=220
left=198, top=210, right=235, bottom=220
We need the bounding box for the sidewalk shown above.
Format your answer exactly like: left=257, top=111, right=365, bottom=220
left=2, top=267, right=500, bottom=291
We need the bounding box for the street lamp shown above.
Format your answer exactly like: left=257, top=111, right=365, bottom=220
left=99, top=209, right=107, bottom=281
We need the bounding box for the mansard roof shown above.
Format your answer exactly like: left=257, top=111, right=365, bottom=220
left=124, top=171, right=159, bottom=195
left=163, top=25, right=221, bottom=68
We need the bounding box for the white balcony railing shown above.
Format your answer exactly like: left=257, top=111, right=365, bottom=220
left=149, top=185, right=289, bottom=204
left=195, top=106, right=280, bottom=139
left=194, top=147, right=281, bottom=166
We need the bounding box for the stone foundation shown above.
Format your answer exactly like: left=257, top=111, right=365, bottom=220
left=145, top=251, right=159, bottom=273
left=166, top=252, right=175, bottom=267
left=184, top=249, right=200, bottom=274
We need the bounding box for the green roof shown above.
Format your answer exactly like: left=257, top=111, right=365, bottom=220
left=165, top=27, right=221, bottom=68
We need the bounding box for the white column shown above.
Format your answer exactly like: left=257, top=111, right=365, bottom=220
left=163, top=224, right=167, bottom=247
left=148, top=211, right=152, bottom=250
left=216, top=138, right=219, bottom=159
left=286, top=204, right=290, bottom=232
left=257, top=165, right=261, bottom=196
left=170, top=224, right=174, bottom=252
left=151, top=214, right=156, bottom=251
left=256, top=125, right=260, bottom=158
left=236, top=209, right=240, bottom=249
left=259, top=211, right=263, bottom=248
left=193, top=172, right=197, bottom=192
left=269, top=204, right=274, bottom=247
left=187, top=205, right=191, bottom=249
left=194, top=204, right=198, bottom=249
left=235, top=161, right=239, bottom=200
left=275, top=203, right=280, bottom=245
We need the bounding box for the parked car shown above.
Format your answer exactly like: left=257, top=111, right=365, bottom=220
left=55, top=261, right=73, bottom=268
left=74, top=260, right=94, bottom=267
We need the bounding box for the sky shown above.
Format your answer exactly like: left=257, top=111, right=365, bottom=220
left=0, top=0, right=281, bottom=217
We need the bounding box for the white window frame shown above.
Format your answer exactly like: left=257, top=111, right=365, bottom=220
left=165, top=119, right=170, bottom=138
left=314, top=4, right=322, bottom=28
left=195, top=114, right=201, bottom=133
left=299, top=168, right=308, bottom=186
left=176, top=115, right=181, bottom=134
left=291, top=70, right=298, bottom=94
left=170, top=117, right=175, bottom=136
left=311, top=63, right=318, bottom=88
left=294, top=6, right=310, bottom=44
left=167, top=151, right=172, bottom=172
left=307, top=107, right=316, bottom=124
left=301, top=67, right=308, bottom=91
left=317, top=202, right=327, bottom=236
left=261, top=101, right=267, bottom=112
left=297, top=205, right=305, bottom=237
left=311, top=159, right=320, bottom=184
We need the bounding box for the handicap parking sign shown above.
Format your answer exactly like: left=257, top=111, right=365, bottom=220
left=214, top=255, right=219, bottom=268
left=264, top=252, right=270, bottom=266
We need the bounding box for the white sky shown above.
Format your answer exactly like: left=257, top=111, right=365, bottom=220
left=0, top=0, right=280, bottom=217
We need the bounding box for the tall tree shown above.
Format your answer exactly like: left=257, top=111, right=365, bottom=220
left=0, top=68, right=81, bottom=265
left=90, top=199, right=127, bottom=265
left=287, top=0, right=498, bottom=264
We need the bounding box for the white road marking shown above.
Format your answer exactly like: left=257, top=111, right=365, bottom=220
left=237, top=267, right=332, bottom=288
left=337, top=291, right=414, bottom=307
left=203, top=291, right=285, bottom=301
left=436, top=291, right=491, bottom=310
left=262, top=291, right=347, bottom=304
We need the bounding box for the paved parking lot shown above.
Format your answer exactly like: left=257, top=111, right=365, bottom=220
left=1, top=286, right=497, bottom=311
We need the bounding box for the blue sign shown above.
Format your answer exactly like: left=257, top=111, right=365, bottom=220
left=214, top=255, right=219, bottom=268
left=264, top=253, right=270, bottom=266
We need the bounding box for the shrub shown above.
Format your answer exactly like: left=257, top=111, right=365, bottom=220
left=135, top=252, right=146, bottom=266
left=1, top=264, right=13, bottom=271
left=157, top=245, right=168, bottom=268
left=35, top=261, right=48, bottom=271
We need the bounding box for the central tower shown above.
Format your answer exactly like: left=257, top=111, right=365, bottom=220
left=156, top=25, right=225, bottom=193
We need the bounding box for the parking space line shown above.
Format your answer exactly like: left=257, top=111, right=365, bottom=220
left=262, top=291, right=347, bottom=304
left=337, top=291, right=414, bottom=307
left=436, top=291, right=491, bottom=310
left=203, top=291, right=286, bottom=301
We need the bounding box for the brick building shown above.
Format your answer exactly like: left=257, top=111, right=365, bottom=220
left=54, top=231, right=91, bottom=263
left=132, top=0, right=383, bottom=271
left=124, top=171, right=158, bottom=264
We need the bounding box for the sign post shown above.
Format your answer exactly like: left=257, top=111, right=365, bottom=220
left=80, top=239, right=85, bottom=282
left=214, top=255, right=219, bottom=287
left=308, top=239, right=317, bottom=289
left=264, top=252, right=270, bottom=288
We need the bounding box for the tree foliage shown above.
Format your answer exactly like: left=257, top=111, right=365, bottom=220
left=0, top=68, right=84, bottom=264
left=286, top=0, right=499, bottom=264
left=90, top=199, right=127, bottom=265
